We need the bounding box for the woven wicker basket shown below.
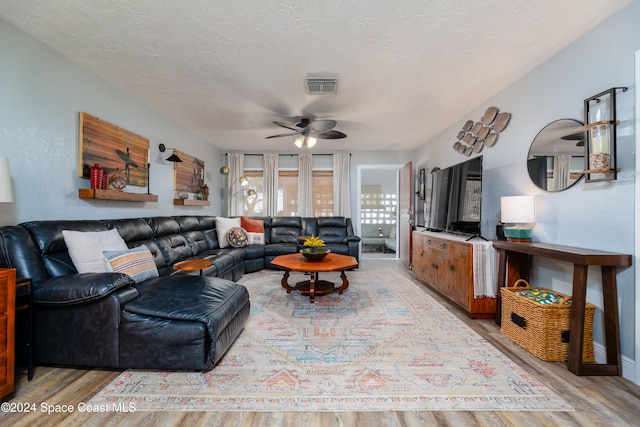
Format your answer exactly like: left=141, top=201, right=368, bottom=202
left=500, top=279, right=595, bottom=362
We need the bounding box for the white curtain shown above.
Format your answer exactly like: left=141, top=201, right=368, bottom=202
left=332, top=153, right=351, bottom=217
left=552, top=155, right=571, bottom=191
left=227, top=153, right=245, bottom=216
left=263, top=153, right=279, bottom=216
left=298, top=153, right=313, bottom=216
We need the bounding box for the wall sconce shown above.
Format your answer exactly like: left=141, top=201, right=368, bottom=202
left=158, top=144, right=183, bottom=162
left=0, top=156, right=14, bottom=203
left=582, top=87, right=627, bottom=182
left=500, top=196, right=535, bottom=242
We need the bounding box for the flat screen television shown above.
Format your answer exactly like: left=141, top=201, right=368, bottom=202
left=427, top=156, right=483, bottom=235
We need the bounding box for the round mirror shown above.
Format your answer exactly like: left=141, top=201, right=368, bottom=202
left=527, top=119, right=585, bottom=192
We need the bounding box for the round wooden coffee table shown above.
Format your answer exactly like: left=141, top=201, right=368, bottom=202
left=173, top=259, right=213, bottom=276
left=271, top=253, right=359, bottom=303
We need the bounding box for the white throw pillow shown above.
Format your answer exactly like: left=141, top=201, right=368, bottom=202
left=214, top=217, right=241, bottom=248
left=246, top=232, right=265, bottom=245
left=62, top=229, right=128, bottom=273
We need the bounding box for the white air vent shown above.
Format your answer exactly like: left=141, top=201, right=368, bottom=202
left=305, top=78, right=337, bottom=95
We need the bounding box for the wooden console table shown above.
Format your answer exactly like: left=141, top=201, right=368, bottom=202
left=493, top=241, right=631, bottom=376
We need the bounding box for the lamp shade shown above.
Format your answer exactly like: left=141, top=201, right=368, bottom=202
left=0, top=156, right=14, bottom=203
left=501, top=196, right=535, bottom=241
left=500, top=196, right=535, bottom=224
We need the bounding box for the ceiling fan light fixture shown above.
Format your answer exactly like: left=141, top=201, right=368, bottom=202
left=294, top=135, right=317, bottom=149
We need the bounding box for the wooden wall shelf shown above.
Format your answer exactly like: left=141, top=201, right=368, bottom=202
left=79, top=189, right=158, bottom=202
left=173, top=199, right=210, bottom=206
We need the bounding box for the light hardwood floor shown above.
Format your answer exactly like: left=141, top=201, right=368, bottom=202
left=3, top=261, right=640, bottom=426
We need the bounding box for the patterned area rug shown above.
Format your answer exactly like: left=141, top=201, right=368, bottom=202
left=89, top=264, right=572, bottom=412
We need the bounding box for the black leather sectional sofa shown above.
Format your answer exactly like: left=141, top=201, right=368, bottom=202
left=0, top=215, right=360, bottom=372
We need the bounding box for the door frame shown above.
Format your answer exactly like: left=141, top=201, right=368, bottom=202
left=356, top=164, right=403, bottom=260
left=634, top=49, right=639, bottom=385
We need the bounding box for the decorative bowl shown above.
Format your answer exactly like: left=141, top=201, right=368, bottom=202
left=109, top=176, right=127, bottom=191
left=300, top=247, right=330, bottom=261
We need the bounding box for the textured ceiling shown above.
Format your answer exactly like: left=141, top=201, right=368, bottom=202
left=0, top=0, right=632, bottom=152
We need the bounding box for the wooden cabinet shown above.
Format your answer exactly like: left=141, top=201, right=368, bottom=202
left=0, top=268, right=16, bottom=398
left=412, top=231, right=495, bottom=319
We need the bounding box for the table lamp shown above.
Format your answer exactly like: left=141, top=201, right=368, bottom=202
left=0, top=156, right=14, bottom=203
left=500, top=196, right=535, bottom=242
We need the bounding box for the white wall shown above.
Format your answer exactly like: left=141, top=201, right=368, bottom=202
left=414, top=1, right=639, bottom=378
left=0, top=18, right=224, bottom=226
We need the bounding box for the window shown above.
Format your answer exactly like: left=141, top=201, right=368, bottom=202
left=241, top=155, right=334, bottom=217
left=360, top=185, right=397, bottom=225
left=244, top=170, right=263, bottom=215
left=278, top=170, right=298, bottom=216
left=312, top=171, right=333, bottom=217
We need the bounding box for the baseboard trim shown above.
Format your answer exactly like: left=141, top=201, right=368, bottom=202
left=594, top=341, right=636, bottom=383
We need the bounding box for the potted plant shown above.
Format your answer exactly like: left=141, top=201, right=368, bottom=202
left=301, top=235, right=330, bottom=260
left=195, top=185, right=209, bottom=201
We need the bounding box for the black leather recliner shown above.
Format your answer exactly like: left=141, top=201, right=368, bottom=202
left=0, top=218, right=250, bottom=371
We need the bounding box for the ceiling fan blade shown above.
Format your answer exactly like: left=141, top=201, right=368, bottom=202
left=265, top=132, right=301, bottom=139
left=273, top=121, right=304, bottom=132
left=316, top=130, right=347, bottom=139
left=306, top=120, right=337, bottom=132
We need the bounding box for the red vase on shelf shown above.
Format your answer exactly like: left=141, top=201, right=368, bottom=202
left=101, top=170, right=109, bottom=190
left=90, top=164, right=103, bottom=189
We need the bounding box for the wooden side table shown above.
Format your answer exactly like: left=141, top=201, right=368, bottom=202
left=174, top=259, right=213, bottom=276
left=493, top=240, right=632, bottom=376
left=15, top=278, right=33, bottom=381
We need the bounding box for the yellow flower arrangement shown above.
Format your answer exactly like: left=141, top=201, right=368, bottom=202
left=303, top=235, right=325, bottom=248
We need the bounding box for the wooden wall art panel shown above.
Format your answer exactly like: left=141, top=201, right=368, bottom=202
left=78, top=112, right=149, bottom=187
left=173, top=150, right=204, bottom=192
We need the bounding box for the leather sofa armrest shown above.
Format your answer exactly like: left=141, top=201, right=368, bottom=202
left=33, top=273, right=134, bottom=305
left=345, top=235, right=361, bottom=243
left=113, top=286, right=140, bottom=305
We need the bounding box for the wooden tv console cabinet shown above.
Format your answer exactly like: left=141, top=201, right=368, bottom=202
left=412, top=231, right=496, bottom=318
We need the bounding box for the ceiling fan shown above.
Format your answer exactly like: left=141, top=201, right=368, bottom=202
left=265, top=118, right=347, bottom=148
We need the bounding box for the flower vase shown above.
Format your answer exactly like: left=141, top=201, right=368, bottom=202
left=101, top=170, right=109, bottom=190
left=90, top=164, right=103, bottom=189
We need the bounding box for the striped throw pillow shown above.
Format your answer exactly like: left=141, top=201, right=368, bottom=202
left=103, top=245, right=159, bottom=283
